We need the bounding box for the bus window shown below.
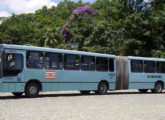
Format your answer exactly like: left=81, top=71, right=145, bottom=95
left=64, top=54, right=80, bottom=70
left=144, top=61, right=156, bottom=73
left=96, top=57, right=108, bottom=71
left=81, top=56, right=95, bottom=71
left=27, top=51, right=43, bottom=69
left=131, top=60, right=143, bottom=73
left=45, top=53, right=63, bottom=70
left=109, top=59, right=114, bottom=72
left=157, top=62, right=165, bottom=73
left=3, top=53, right=23, bottom=76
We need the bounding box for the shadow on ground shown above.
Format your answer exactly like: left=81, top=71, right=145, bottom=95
left=0, top=91, right=165, bottom=100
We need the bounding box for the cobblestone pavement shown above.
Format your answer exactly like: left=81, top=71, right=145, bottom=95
left=0, top=90, right=165, bottom=120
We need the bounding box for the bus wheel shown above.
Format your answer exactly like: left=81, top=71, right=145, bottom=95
left=12, top=92, right=23, bottom=97
left=97, top=82, right=108, bottom=95
left=138, top=89, right=148, bottom=93
left=80, top=91, right=90, bottom=95
left=151, top=82, right=163, bottom=93
left=25, top=82, right=39, bottom=98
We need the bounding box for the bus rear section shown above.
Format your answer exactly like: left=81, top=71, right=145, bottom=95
left=116, top=56, right=165, bottom=93
left=128, top=56, right=165, bottom=93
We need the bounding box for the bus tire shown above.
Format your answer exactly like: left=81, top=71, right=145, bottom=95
left=138, top=89, right=148, bottom=93
left=151, top=82, right=163, bottom=93
left=97, top=82, right=108, bottom=95
left=12, top=92, right=23, bottom=97
left=80, top=91, right=90, bottom=95
left=25, top=82, right=39, bottom=98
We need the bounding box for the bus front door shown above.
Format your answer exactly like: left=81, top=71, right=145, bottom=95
left=2, top=53, right=24, bottom=92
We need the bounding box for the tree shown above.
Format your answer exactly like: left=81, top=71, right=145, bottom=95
left=0, top=0, right=165, bottom=58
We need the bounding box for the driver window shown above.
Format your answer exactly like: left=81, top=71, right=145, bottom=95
left=3, top=53, right=23, bottom=76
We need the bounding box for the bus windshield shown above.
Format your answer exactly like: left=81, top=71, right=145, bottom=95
left=0, top=46, right=4, bottom=78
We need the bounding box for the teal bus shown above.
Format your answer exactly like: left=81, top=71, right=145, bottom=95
left=0, top=44, right=116, bottom=97
left=0, top=44, right=164, bottom=98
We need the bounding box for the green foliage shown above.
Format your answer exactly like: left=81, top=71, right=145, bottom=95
left=0, top=0, right=165, bottom=58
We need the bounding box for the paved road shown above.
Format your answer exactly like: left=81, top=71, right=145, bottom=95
left=0, top=90, right=165, bottom=120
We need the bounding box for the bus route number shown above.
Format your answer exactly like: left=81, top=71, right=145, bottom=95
left=147, top=75, right=162, bottom=79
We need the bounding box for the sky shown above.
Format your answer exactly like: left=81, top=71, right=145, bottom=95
left=0, top=0, right=96, bottom=17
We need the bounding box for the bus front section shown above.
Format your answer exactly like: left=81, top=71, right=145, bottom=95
left=0, top=45, right=4, bottom=91
left=0, top=45, right=25, bottom=94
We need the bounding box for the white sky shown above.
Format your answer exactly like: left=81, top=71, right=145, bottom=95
left=0, top=0, right=57, bottom=17
left=0, top=0, right=150, bottom=17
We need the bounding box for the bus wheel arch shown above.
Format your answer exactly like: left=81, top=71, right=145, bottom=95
left=96, top=80, right=109, bottom=95
left=25, top=79, right=42, bottom=98
left=151, top=80, right=164, bottom=93
left=26, top=79, right=42, bottom=91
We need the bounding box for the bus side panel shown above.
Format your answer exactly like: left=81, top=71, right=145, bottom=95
left=42, top=70, right=64, bottom=91
left=24, top=69, right=45, bottom=82
left=15, top=83, right=25, bottom=92
left=129, top=83, right=155, bottom=89
left=0, top=84, right=2, bottom=92
left=109, top=82, right=116, bottom=90
left=79, top=71, right=97, bottom=90
left=63, top=70, right=96, bottom=90
left=2, top=83, right=15, bottom=92
left=95, top=71, right=116, bottom=90
left=2, top=83, right=9, bottom=92
left=59, top=83, right=81, bottom=91
left=157, top=73, right=165, bottom=87
left=63, top=71, right=95, bottom=82
left=43, top=83, right=81, bottom=91
left=128, top=59, right=155, bottom=89
left=25, top=69, right=63, bottom=92
left=80, top=83, right=98, bottom=90
left=1, top=83, right=25, bottom=92
left=129, top=72, right=156, bottom=89
left=42, top=83, right=58, bottom=91
left=8, top=83, right=15, bottom=92
left=42, top=83, right=98, bottom=91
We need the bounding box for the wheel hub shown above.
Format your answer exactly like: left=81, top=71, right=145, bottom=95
left=30, top=86, right=37, bottom=94
left=100, top=84, right=106, bottom=92
left=156, top=85, right=162, bottom=92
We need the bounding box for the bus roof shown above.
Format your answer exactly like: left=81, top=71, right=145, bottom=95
left=1, top=44, right=115, bottom=58
left=128, top=56, right=165, bottom=62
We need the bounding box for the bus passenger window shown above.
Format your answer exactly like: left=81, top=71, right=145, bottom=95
left=64, top=54, right=80, bottom=70
left=131, top=60, right=143, bottom=73
left=109, top=59, right=114, bottom=72
left=157, top=62, right=165, bottom=73
left=45, top=53, right=62, bottom=70
left=81, top=56, right=95, bottom=71
left=96, top=57, right=108, bottom=71
left=3, top=53, right=23, bottom=76
left=144, top=61, right=155, bottom=73
left=26, top=51, right=43, bottom=69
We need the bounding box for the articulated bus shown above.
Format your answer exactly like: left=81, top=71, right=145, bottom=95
left=0, top=44, right=164, bottom=97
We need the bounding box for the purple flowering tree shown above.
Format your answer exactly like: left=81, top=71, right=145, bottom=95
left=61, top=6, right=98, bottom=42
